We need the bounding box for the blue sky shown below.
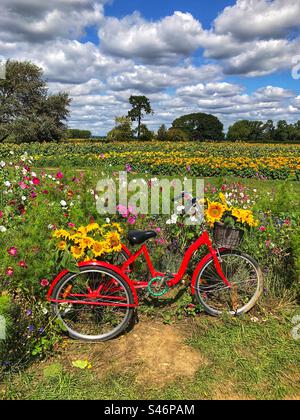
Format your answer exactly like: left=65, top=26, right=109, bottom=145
left=0, top=0, right=299, bottom=134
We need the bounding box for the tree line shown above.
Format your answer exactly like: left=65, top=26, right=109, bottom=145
left=1, top=60, right=299, bottom=144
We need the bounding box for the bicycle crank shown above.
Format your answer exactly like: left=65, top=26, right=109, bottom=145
left=148, top=276, right=170, bottom=297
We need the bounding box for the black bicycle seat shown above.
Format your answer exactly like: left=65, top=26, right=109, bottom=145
left=127, top=230, right=157, bottom=246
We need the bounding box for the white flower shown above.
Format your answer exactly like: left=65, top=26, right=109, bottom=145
left=177, top=205, right=185, bottom=213
left=60, top=200, right=67, bottom=207
left=4, top=181, right=11, bottom=187
left=0, top=226, right=7, bottom=233
left=106, top=218, right=111, bottom=223
left=166, top=214, right=178, bottom=225
left=31, top=172, right=37, bottom=177
left=22, top=196, right=27, bottom=201
left=48, top=224, right=54, bottom=230
left=9, top=151, right=14, bottom=155
left=0, top=161, right=5, bottom=167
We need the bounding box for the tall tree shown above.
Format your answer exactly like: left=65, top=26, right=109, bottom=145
left=128, top=95, right=153, bottom=139
left=172, top=113, right=224, bottom=141
left=0, top=60, right=71, bottom=143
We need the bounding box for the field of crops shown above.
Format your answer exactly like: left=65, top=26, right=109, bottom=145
left=1, top=141, right=300, bottom=179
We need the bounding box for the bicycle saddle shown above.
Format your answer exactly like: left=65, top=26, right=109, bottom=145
left=127, top=230, right=157, bottom=246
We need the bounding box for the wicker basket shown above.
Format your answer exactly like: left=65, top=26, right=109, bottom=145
left=213, top=222, right=244, bottom=249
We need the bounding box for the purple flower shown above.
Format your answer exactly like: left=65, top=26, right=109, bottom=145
left=28, top=325, right=35, bottom=332
left=26, top=310, right=32, bottom=316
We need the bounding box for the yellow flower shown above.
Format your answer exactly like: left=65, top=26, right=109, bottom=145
left=80, top=236, right=94, bottom=249
left=58, top=241, right=67, bottom=250
left=71, top=246, right=85, bottom=260
left=106, top=231, right=122, bottom=252
left=205, top=201, right=226, bottom=226
left=112, top=223, right=123, bottom=234
left=77, top=226, right=87, bottom=237
left=53, top=229, right=70, bottom=239
left=219, top=193, right=228, bottom=208
left=86, top=223, right=99, bottom=233
left=92, top=241, right=108, bottom=257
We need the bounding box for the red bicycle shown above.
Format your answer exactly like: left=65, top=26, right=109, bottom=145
left=48, top=195, right=263, bottom=342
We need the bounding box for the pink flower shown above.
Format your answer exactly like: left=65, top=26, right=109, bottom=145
left=40, top=279, right=49, bottom=288
left=155, top=227, right=161, bottom=233
left=19, top=181, right=28, bottom=190
left=68, top=222, right=75, bottom=228
left=259, top=226, right=266, bottom=232
left=31, top=192, right=37, bottom=199
left=125, top=164, right=132, bottom=173
left=8, top=247, right=18, bottom=257
left=6, top=267, right=14, bottom=277
left=266, top=240, right=271, bottom=248
left=32, top=177, right=40, bottom=185
left=56, top=172, right=63, bottom=179
left=127, top=216, right=136, bottom=225
left=0, top=211, right=3, bottom=218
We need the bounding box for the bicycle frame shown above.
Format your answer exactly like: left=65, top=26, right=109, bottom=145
left=48, top=230, right=231, bottom=309
left=120, top=230, right=231, bottom=290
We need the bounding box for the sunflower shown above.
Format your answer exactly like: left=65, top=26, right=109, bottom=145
left=58, top=241, right=67, bottom=251
left=92, top=241, right=108, bottom=257
left=77, top=226, right=87, bottom=237
left=205, top=201, right=226, bottom=226
left=106, top=231, right=122, bottom=252
left=71, top=245, right=85, bottom=260
left=53, top=229, right=70, bottom=239
left=80, top=236, right=94, bottom=249
left=112, top=223, right=123, bottom=234
left=86, top=223, right=99, bottom=233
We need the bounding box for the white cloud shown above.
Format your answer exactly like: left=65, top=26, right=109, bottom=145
left=0, top=0, right=105, bottom=42
left=214, top=0, right=300, bottom=41
left=100, top=11, right=204, bottom=64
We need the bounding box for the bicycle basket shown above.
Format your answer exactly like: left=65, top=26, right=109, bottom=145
left=213, top=222, right=244, bottom=249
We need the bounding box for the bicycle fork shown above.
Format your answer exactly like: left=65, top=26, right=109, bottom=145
left=211, top=249, right=232, bottom=288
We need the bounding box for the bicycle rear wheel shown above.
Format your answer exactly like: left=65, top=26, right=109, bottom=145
left=51, top=266, right=135, bottom=341
left=194, top=251, right=263, bottom=316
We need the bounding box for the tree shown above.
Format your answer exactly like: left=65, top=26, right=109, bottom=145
left=107, top=116, right=133, bottom=141
left=0, top=60, right=71, bottom=143
left=167, top=128, right=189, bottom=142
left=67, top=129, right=92, bottom=139
left=138, top=124, right=153, bottom=141
left=172, top=113, right=224, bottom=141
left=157, top=124, right=168, bottom=141
left=128, top=95, right=153, bottom=139
left=227, top=120, right=265, bottom=142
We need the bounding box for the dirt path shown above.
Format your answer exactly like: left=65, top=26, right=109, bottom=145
left=59, top=320, right=205, bottom=388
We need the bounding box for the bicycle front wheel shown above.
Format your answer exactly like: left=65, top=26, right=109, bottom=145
left=51, top=266, right=135, bottom=342
left=194, top=251, right=263, bottom=316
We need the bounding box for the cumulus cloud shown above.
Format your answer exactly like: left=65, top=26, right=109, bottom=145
left=214, top=0, right=300, bottom=41
left=99, top=11, right=204, bottom=64
left=0, top=0, right=105, bottom=42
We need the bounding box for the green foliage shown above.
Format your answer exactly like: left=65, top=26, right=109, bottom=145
left=107, top=116, right=133, bottom=141
left=227, top=119, right=300, bottom=143
left=128, top=95, right=153, bottom=139
left=157, top=124, right=168, bottom=141
left=166, top=128, right=189, bottom=142
left=138, top=124, right=153, bottom=141
left=67, top=129, right=92, bottom=139
left=172, top=113, right=225, bottom=141
left=0, top=60, right=71, bottom=143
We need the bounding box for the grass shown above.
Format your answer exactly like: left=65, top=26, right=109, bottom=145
left=2, top=310, right=300, bottom=400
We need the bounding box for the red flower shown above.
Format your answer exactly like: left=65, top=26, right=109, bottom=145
left=19, top=261, right=28, bottom=269
left=32, top=177, right=41, bottom=185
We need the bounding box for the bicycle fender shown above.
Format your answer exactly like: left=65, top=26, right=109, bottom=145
left=47, top=260, right=139, bottom=306
left=191, top=248, right=227, bottom=295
